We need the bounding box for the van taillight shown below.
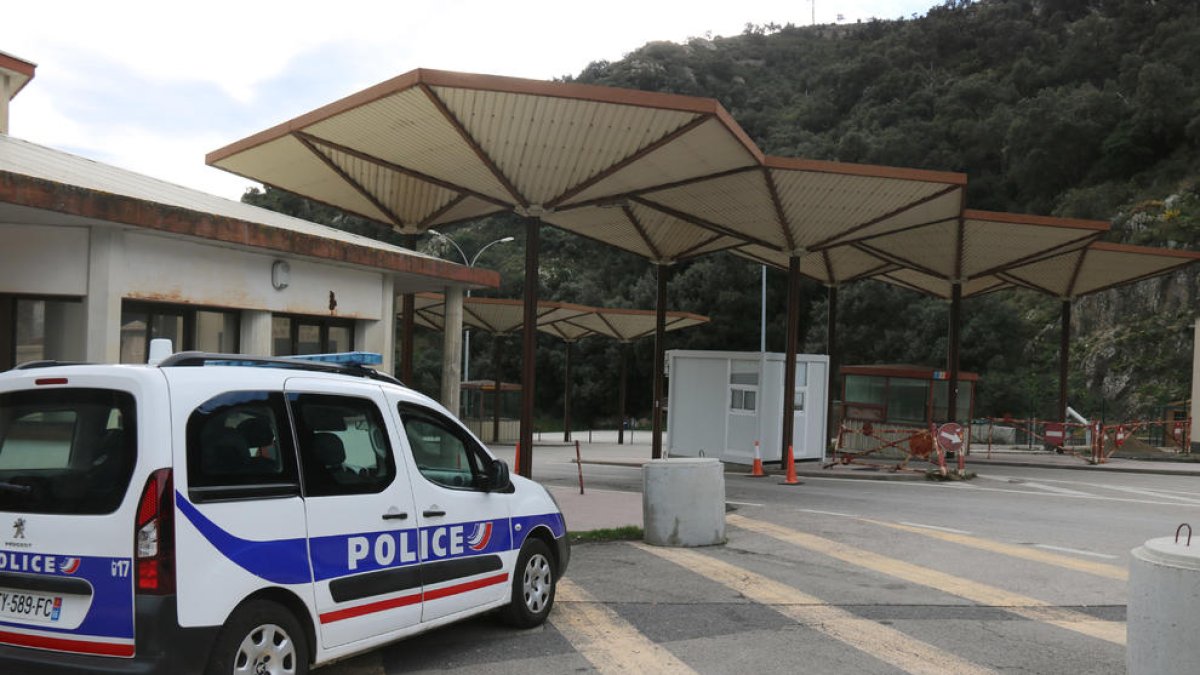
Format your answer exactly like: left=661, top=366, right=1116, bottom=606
left=135, top=468, right=175, bottom=594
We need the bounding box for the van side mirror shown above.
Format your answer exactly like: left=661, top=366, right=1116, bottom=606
left=486, top=458, right=512, bottom=492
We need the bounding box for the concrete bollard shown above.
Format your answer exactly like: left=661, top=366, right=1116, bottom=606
left=1128, top=533, right=1200, bottom=674
left=642, top=458, right=725, bottom=547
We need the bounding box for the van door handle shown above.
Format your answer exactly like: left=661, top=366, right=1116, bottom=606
left=382, top=512, right=408, bottom=521
left=422, top=509, right=446, bottom=518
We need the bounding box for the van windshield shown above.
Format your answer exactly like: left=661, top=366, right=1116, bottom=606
left=0, top=388, right=137, bottom=514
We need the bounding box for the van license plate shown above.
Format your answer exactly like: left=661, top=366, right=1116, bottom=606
left=0, top=590, right=64, bottom=623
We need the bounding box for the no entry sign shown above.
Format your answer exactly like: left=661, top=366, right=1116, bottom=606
left=937, top=422, right=964, bottom=453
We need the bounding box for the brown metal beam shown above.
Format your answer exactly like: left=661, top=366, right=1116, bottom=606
left=294, top=131, right=512, bottom=211
left=781, top=254, right=802, bottom=463
left=519, top=218, right=540, bottom=477
left=763, top=168, right=797, bottom=252
left=418, top=83, right=530, bottom=208
left=652, top=263, right=670, bottom=459
left=563, top=341, right=573, bottom=442
left=293, top=133, right=407, bottom=229
left=1059, top=300, right=1071, bottom=425
left=546, top=114, right=713, bottom=208
left=806, top=185, right=961, bottom=251
left=622, top=204, right=665, bottom=261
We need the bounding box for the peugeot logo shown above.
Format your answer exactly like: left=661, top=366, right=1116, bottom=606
left=12, top=518, right=26, bottom=539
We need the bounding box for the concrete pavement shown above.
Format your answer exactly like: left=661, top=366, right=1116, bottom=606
left=489, top=431, right=1200, bottom=533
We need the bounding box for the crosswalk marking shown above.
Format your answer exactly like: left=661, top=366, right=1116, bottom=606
left=862, top=519, right=1127, bottom=580
left=728, top=514, right=1126, bottom=646
left=551, top=578, right=696, bottom=674
left=632, top=542, right=997, bottom=675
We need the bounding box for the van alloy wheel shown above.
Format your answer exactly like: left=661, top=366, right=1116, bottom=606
left=234, top=623, right=297, bottom=675
left=522, top=552, right=553, bottom=614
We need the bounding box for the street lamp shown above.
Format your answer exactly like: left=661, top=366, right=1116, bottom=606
left=426, top=230, right=515, bottom=382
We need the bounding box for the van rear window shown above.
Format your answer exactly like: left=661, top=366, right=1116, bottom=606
left=0, top=388, right=137, bottom=514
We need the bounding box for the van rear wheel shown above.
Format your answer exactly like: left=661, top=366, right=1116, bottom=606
left=206, top=599, right=308, bottom=675
left=500, top=537, right=556, bottom=628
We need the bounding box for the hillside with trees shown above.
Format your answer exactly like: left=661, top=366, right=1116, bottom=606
left=245, top=0, right=1200, bottom=428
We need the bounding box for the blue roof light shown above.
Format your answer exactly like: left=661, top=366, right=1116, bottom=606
left=286, top=352, right=383, bottom=366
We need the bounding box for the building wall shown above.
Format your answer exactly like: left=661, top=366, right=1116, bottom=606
left=0, top=223, right=89, bottom=295
left=122, top=232, right=385, bottom=319
left=2, top=223, right=396, bottom=368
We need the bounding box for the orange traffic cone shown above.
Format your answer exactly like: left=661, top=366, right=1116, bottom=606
left=780, top=445, right=802, bottom=486
left=747, top=440, right=766, bottom=477
left=513, top=442, right=521, bottom=475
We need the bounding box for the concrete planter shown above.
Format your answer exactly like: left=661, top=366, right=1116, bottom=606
left=642, top=458, right=725, bottom=547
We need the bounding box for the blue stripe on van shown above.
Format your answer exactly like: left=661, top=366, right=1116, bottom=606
left=174, top=492, right=312, bottom=585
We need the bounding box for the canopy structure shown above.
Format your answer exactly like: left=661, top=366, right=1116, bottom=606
left=209, top=68, right=761, bottom=476
left=993, top=241, right=1200, bottom=422
left=856, top=210, right=1110, bottom=422
left=596, top=155, right=968, bottom=456
left=404, top=294, right=709, bottom=444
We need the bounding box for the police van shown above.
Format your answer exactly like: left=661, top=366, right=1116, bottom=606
left=0, top=348, right=568, bottom=674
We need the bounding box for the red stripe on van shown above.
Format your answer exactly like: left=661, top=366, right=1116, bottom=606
left=0, top=630, right=135, bottom=657
left=318, top=573, right=509, bottom=624
left=421, top=573, right=508, bottom=602
left=319, top=591, right=422, bottom=624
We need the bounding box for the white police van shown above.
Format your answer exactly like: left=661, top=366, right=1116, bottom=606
left=0, top=348, right=568, bottom=674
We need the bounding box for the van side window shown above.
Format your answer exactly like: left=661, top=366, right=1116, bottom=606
left=186, top=391, right=299, bottom=502
left=396, top=403, right=487, bottom=491
left=290, top=394, right=395, bottom=497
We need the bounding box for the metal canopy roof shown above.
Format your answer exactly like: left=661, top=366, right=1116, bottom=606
left=409, top=294, right=591, bottom=335
left=863, top=210, right=1110, bottom=299
left=996, top=241, right=1200, bottom=299
left=408, top=293, right=709, bottom=341
left=732, top=244, right=898, bottom=286
left=0, top=135, right=496, bottom=291
left=206, top=69, right=761, bottom=234
left=550, top=306, right=710, bottom=342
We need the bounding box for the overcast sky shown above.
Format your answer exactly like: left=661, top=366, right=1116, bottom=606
left=6, top=1, right=938, bottom=200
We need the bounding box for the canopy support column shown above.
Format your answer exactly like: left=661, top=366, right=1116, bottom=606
left=493, top=334, right=503, bottom=444
left=827, top=284, right=839, bottom=444
left=1059, top=299, right=1071, bottom=424
left=519, top=218, right=539, bottom=478
left=947, top=282, right=962, bottom=423
left=618, top=343, right=628, bottom=445
left=563, top=341, right=573, bottom=442
left=400, top=234, right=417, bottom=383
left=651, top=263, right=670, bottom=459
left=440, top=286, right=464, bottom=415
left=781, top=254, right=802, bottom=463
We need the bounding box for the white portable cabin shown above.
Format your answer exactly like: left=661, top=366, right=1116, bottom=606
left=666, top=350, right=829, bottom=464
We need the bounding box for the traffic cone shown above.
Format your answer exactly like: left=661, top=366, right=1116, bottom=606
left=780, top=445, right=802, bottom=486
left=748, top=440, right=767, bottom=477
left=513, top=442, right=521, bottom=475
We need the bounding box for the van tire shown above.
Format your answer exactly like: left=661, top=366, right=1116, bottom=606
left=500, top=537, right=556, bottom=628
left=206, top=599, right=309, bottom=675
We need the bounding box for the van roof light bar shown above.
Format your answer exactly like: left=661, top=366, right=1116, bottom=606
left=157, top=351, right=402, bottom=386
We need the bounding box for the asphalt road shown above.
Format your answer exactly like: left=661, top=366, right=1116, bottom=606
left=320, top=460, right=1199, bottom=674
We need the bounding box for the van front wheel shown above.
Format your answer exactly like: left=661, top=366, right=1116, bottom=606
left=206, top=599, right=309, bottom=675
left=500, top=537, right=557, bottom=628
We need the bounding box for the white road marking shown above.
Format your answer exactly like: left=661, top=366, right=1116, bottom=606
left=798, top=508, right=859, bottom=518
left=898, top=521, right=972, bottom=534
left=725, top=500, right=764, bottom=507
left=1033, top=544, right=1119, bottom=560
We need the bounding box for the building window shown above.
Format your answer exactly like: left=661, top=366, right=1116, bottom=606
left=2, top=295, right=84, bottom=370
left=120, top=301, right=240, bottom=363
left=729, top=361, right=760, bottom=414
left=271, top=314, right=355, bottom=356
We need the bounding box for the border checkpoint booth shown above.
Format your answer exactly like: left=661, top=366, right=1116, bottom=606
left=836, top=365, right=978, bottom=456
left=666, top=350, right=829, bottom=464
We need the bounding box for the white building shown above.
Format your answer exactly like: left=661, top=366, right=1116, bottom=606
left=0, top=52, right=492, bottom=383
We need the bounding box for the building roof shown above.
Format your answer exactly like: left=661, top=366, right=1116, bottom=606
left=0, top=134, right=497, bottom=291
left=0, top=51, right=36, bottom=100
